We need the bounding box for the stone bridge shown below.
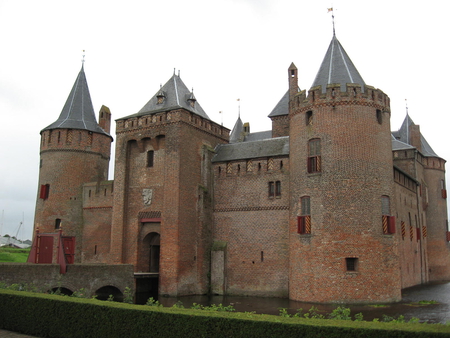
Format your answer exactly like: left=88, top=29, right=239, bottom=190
left=0, top=263, right=134, bottom=301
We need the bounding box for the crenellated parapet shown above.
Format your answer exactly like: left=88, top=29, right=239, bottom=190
left=116, top=109, right=229, bottom=141
left=290, top=84, right=390, bottom=116
left=40, top=128, right=111, bottom=160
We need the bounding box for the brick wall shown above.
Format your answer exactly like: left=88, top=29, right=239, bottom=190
left=424, top=157, right=450, bottom=280
left=34, top=129, right=112, bottom=262
left=212, top=156, right=290, bottom=297
left=288, top=84, right=401, bottom=303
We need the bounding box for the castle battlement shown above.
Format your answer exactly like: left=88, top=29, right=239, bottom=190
left=116, top=109, right=229, bottom=140
left=291, top=83, right=390, bottom=114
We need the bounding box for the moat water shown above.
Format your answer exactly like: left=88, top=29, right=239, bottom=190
left=141, top=281, right=450, bottom=324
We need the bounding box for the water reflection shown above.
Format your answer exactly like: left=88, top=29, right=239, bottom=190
left=155, top=281, right=450, bottom=324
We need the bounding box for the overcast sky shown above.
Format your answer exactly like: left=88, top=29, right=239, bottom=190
left=1, top=0, right=449, bottom=240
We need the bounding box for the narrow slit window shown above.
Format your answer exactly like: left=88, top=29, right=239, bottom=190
left=147, top=150, right=154, bottom=167
left=268, top=181, right=275, bottom=198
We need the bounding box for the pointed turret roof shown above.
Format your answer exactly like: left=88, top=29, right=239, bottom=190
left=268, top=90, right=289, bottom=117
left=392, top=114, right=439, bottom=157
left=121, top=73, right=210, bottom=120
left=311, top=34, right=366, bottom=93
left=229, top=116, right=244, bottom=143
left=41, top=66, right=110, bottom=136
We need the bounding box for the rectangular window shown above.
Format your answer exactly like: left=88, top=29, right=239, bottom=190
left=307, top=139, right=321, bottom=173
left=381, top=196, right=395, bottom=234
left=298, top=196, right=311, bottom=234
left=147, top=150, right=154, bottom=167
left=268, top=181, right=275, bottom=198
left=275, top=181, right=281, bottom=197
left=346, top=258, right=358, bottom=272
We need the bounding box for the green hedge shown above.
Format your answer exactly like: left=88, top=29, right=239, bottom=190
left=1, top=290, right=450, bottom=337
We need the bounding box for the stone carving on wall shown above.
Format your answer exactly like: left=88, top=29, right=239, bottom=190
left=142, top=189, right=153, bottom=206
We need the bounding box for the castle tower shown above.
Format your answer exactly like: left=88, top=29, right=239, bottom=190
left=110, top=72, right=228, bottom=296
left=394, top=115, right=450, bottom=281
left=288, top=34, right=400, bottom=303
left=34, top=65, right=112, bottom=261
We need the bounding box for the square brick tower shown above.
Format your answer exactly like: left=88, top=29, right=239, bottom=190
left=110, top=72, right=229, bottom=296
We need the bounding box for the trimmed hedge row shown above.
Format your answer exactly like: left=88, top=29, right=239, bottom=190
left=1, top=290, right=450, bottom=338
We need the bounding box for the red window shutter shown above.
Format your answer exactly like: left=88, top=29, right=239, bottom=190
left=388, top=216, right=396, bottom=234
left=297, top=216, right=305, bottom=234
left=39, top=185, right=46, bottom=199
left=447, top=231, right=450, bottom=242
left=40, top=184, right=49, bottom=200
left=297, top=216, right=311, bottom=234
left=442, top=189, right=447, bottom=199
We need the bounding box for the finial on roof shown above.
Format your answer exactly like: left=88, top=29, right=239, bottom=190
left=173, top=68, right=176, bottom=75
left=237, top=98, right=241, bottom=118
left=328, top=7, right=336, bottom=36
left=178, top=70, right=180, bottom=77
left=405, top=99, right=409, bottom=116
left=82, top=50, right=85, bottom=67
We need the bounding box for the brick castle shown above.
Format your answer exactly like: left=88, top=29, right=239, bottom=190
left=32, top=33, right=450, bottom=303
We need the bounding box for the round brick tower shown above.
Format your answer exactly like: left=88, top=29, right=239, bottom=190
left=288, top=35, right=401, bottom=303
left=34, top=65, right=112, bottom=260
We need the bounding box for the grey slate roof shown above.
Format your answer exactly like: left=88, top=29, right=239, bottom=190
left=393, top=114, right=439, bottom=157
left=243, top=130, right=272, bottom=142
left=311, top=34, right=366, bottom=93
left=391, top=134, right=415, bottom=151
left=268, top=90, right=289, bottom=117
left=120, top=73, right=210, bottom=120
left=41, top=66, right=110, bottom=137
left=229, top=116, right=244, bottom=143
left=212, top=136, right=289, bottom=162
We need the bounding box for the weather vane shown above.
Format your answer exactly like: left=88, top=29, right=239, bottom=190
left=328, top=7, right=336, bottom=36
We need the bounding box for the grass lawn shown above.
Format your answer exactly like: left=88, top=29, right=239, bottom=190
left=0, top=247, right=31, bottom=262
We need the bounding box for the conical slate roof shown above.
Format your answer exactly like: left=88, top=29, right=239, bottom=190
left=41, top=66, right=110, bottom=136
left=121, top=73, right=210, bottom=120
left=229, top=116, right=244, bottom=143
left=392, top=114, right=439, bottom=157
left=311, top=34, right=366, bottom=93
left=268, top=90, right=289, bottom=117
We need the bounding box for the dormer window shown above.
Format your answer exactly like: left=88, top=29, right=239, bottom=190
left=156, top=86, right=165, bottom=104
left=188, top=89, right=196, bottom=108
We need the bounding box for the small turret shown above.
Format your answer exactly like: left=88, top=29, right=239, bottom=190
left=99, top=105, right=112, bottom=134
